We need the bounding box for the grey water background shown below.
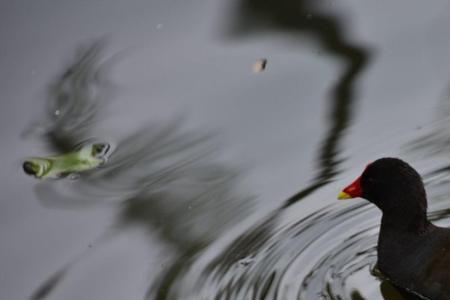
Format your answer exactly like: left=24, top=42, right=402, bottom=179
left=2, top=0, right=450, bottom=299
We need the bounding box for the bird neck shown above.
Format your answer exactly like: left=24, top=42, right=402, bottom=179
left=380, top=207, right=430, bottom=234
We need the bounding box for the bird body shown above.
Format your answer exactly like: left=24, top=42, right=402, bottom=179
left=339, top=158, right=450, bottom=300
left=378, top=222, right=450, bottom=299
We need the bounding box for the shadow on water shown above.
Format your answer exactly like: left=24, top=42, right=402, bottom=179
left=27, top=2, right=429, bottom=298
left=23, top=13, right=449, bottom=300
left=23, top=40, right=115, bottom=153
left=225, top=0, right=373, bottom=206
left=27, top=42, right=253, bottom=300
left=121, top=1, right=378, bottom=299
left=190, top=1, right=374, bottom=299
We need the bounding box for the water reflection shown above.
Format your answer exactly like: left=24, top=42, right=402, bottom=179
left=407, top=85, right=450, bottom=205
left=408, top=85, right=450, bottom=157
left=226, top=0, right=373, bottom=205
left=194, top=212, right=437, bottom=299
left=24, top=40, right=114, bottom=152
left=173, top=202, right=450, bottom=300
left=28, top=42, right=253, bottom=300
left=24, top=5, right=445, bottom=299
left=171, top=1, right=376, bottom=299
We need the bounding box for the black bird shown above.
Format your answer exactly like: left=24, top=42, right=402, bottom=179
left=339, top=158, right=450, bottom=300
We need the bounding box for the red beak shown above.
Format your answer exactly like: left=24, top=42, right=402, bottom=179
left=338, top=175, right=363, bottom=199
left=338, top=163, right=371, bottom=200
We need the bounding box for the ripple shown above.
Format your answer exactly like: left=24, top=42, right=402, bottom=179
left=169, top=197, right=450, bottom=300
left=183, top=202, right=379, bottom=300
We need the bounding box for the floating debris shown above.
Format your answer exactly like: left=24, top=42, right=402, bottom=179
left=23, top=142, right=110, bottom=179
left=252, top=58, right=267, bottom=73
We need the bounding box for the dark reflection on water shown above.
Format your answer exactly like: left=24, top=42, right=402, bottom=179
left=24, top=7, right=450, bottom=300
left=28, top=42, right=253, bottom=300
left=175, top=1, right=450, bottom=299
left=173, top=204, right=450, bottom=300
left=193, top=203, right=379, bottom=299
left=25, top=40, right=114, bottom=153
left=29, top=0, right=378, bottom=298
left=31, top=268, right=68, bottom=300
left=226, top=0, right=373, bottom=206
left=169, top=1, right=377, bottom=299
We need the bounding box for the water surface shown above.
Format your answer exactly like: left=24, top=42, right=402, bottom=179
left=2, top=1, right=450, bottom=300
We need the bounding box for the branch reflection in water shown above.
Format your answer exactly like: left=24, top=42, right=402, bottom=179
left=177, top=1, right=378, bottom=299
left=28, top=42, right=253, bottom=300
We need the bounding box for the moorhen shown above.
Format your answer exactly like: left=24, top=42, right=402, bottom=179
left=338, top=158, right=450, bottom=300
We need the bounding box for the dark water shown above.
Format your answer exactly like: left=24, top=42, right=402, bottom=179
left=2, top=1, right=450, bottom=300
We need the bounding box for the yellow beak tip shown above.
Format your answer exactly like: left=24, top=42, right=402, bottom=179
left=337, top=191, right=352, bottom=200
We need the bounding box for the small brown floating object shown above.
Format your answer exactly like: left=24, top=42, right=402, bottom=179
left=252, top=58, right=267, bottom=73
